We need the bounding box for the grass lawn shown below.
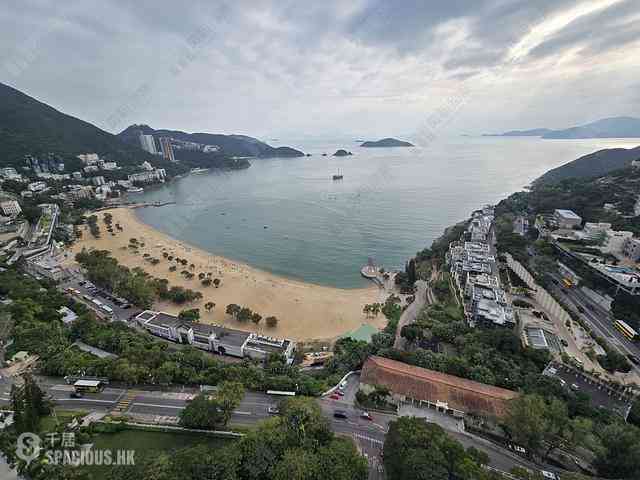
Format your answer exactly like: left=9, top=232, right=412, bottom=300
left=39, top=410, right=87, bottom=432
left=83, top=429, right=234, bottom=478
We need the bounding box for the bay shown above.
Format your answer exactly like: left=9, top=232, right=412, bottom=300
left=134, top=136, right=640, bottom=288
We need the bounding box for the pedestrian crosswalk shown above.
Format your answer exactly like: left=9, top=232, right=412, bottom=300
left=354, top=433, right=383, bottom=446
left=111, top=389, right=139, bottom=415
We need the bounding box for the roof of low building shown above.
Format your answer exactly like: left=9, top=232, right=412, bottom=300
left=361, top=356, right=518, bottom=417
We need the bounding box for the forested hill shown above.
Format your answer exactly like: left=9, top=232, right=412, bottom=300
left=0, top=82, right=172, bottom=172
left=119, top=124, right=305, bottom=158
left=534, top=145, right=640, bottom=185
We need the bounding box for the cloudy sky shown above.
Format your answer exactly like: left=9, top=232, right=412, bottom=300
left=1, top=0, right=639, bottom=140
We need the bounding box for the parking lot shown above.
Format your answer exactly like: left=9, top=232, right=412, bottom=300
left=60, top=275, right=141, bottom=323
left=543, top=362, right=632, bottom=418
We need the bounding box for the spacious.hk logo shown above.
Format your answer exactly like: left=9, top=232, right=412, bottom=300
left=16, top=432, right=135, bottom=467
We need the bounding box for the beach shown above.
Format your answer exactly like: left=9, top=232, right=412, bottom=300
left=70, top=207, right=386, bottom=341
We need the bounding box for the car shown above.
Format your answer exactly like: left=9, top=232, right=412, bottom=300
left=627, top=354, right=640, bottom=366
left=333, top=410, right=348, bottom=419
left=79, top=281, right=86, bottom=286
left=330, top=393, right=340, bottom=400
left=541, top=471, right=559, bottom=480
left=571, top=383, right=580, bottom=391
left=69, top=391, right=83, bottom=399
left=360, top=412, right=372, bottom=421
left=267, top=406, right=280, bottom=415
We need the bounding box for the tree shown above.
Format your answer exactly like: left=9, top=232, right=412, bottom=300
left=204, top=302, right=216, bottom=312
left=384, top=417, right=487, bottom=480
left=594, top=422, right=640, bottom=479
left=11, top=373, right=51, bottom=433
left=179, top=393, right=225, bottom=429
left=251, top=313, right=262, bottom=325
left=213, top=278, right=221, bottom=288
left=237, top=307, right=253, bottom=323
left=178, top=308, right=200, bottom=322
left=266, top=316, right=278, bottom=328
left=216, top=381, right=245, bottom=425
left=226, top=304, right=241, bottom=319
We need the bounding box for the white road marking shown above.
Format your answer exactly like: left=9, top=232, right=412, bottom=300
left=56, top=398, right=114, bottom=404
left=132, top=402, right=183, bottom=409
left=233, top=411, right=252, bottom=416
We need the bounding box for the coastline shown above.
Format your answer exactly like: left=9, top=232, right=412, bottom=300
left=70, top=207, right=386, bottom=341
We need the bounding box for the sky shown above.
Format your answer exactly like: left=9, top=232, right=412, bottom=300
left=1, top=0, right=639, bottom=142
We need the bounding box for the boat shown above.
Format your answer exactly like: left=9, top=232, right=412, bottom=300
left=126, top=187, right=144, bottom=193
left=332, top=169, right=343, bottom=180
left=190, top=167, right=209, bottom=175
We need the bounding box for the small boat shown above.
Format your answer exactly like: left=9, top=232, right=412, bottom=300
left=321, top=153, right=327, bottom=156
left=190, top=167, right=209, bottom=175
left=332, top=174, right=343, bottom=180
left=126, top=187, right=144, bottom=193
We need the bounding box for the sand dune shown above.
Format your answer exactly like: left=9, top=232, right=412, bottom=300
left=70, top=207, right=386, bottom=341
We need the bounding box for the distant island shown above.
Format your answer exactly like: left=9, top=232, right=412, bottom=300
left=360, top=138, right=414, bottom=147
left=484, top=116, right=640, bottom=139
left=333, top=149, right=353, bottom=157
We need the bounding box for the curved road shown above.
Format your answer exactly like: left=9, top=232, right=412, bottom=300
left=394, top=279, right=429, bottom=350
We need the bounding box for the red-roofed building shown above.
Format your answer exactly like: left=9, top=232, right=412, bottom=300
left=360, top=356, right=518, bottom=418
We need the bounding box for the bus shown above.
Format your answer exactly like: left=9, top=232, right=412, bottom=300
left=266, top=390, right=296, bottom=397
left=73, top=379, right=104, bottom=393
left=614, top=320, right=638, bottom=341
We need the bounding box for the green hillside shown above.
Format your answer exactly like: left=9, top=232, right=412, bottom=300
left=534, top=145, right=640, bottom=185
left=0, top=82, right=181, bottom=174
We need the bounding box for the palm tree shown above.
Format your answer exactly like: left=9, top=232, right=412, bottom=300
left=266, top=316, right=278, bottom=328
left=198, top=272, right=206, bottom=280
left=204, top=302, right=216, bottom=312
left=213, top=278, right=221, bottom=288
left=251, top=313, right=262, bottom=325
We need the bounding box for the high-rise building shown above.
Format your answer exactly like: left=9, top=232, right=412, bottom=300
left=138, top=133, right=158, bottom=155
left=159, top=137, right=176, bottom=162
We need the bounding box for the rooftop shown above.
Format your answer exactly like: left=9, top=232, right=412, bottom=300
left=555, top=209, right=581, bottom=219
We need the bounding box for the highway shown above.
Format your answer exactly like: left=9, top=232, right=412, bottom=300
left=548, top=272, right=640, bottom=370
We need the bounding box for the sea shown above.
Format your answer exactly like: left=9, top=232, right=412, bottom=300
left=133, top=136, right=640, bottom=289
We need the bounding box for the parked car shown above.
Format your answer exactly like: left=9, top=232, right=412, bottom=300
left=360, top=412, right=372, bottom=421
left=267, top=406, right=280, bottom=415
left=336, top=390, right=345, bottom=396
left=333, top=410, right=348, bottom=419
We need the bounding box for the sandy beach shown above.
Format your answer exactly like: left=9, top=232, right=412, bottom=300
left=70, top=207, right=386, bottom=341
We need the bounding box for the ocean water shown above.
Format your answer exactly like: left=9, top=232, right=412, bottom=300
left=134, top=136, right=640, bottom=288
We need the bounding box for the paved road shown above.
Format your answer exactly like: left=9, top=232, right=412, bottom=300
left=548, top=273, right=640, bottom=375
left=393, top=279, right=428, bottom=349
left=0, top=375, right=547, bottom=477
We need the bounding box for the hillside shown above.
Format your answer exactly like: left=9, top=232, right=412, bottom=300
left=534, top=145, right=640, bottom=185
left=486, top=116, right=640, bottom=139
left=119, top=125, right=305, bottom=158
left=360, top=138, right=413, bottom=147
left=0, top=82, right=176, bottom=173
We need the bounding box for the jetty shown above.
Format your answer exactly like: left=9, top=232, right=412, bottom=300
left=361, top=258, right=383, bottom=287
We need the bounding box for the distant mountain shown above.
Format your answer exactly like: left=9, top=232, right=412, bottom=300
left=0, top=82, right=175, bottom=172
left=119, top=125, right=305, bottom=158
left=486, top=117, right=640, bottom=139
left=534, top=145, right=640, bottom=185
left=333, top=149, right=353, bottom=157
left=360, top=138, right=414, bottom=147
left=484, top=128, right=553, bottom=137
left=543, top=117, right=640, bottom=139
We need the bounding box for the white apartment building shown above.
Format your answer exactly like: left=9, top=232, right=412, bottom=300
left=77, top=153, right=100, bottom=165
left=0, top=200, right=21, bottom=216
left=139, top=134, right=158, bottom=155
left=554, top=209, right=582, bottom=229
left=27, top=181, right=47, bottom=192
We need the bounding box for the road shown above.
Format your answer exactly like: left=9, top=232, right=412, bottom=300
left=393, top=279, right=428, bottom=349
left=548, top=273, right=640, bottom=373
left=0, top=373, right=545, bottom=478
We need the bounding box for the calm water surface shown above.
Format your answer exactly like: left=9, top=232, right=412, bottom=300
left=134, top=136, right=640, bottom=288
